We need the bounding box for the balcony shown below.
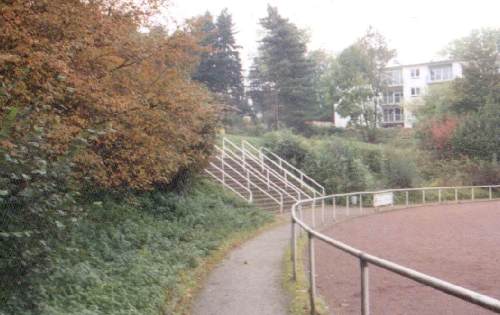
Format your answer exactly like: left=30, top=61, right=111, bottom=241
left=382, top=107, right=404, bottom=126
left=427, top=66, right=454, bottom=83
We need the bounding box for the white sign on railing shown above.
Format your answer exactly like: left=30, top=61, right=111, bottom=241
left=373, top=192, right=394, bottom=207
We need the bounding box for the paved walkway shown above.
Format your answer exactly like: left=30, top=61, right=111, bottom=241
left=191, top=206, right=349, bottom=315
left=192, top=221, right=291, bottom=315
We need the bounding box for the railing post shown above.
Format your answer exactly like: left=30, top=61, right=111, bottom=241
left=280, top=194, right=284, bottom=214
left=308, top=233, right=316, bottom=315
left=318, top=193, right=325, bottom=225
left=221, top=146, right=225, bottom=185
left=406, top=191, right=409, bottom=206
left=438, top=189, right=442, bottom=203
left=285, top=172, right=288, bottom=188
left=299, top=205, right=304, bottom=236
left=321, top=198, right=325, bottom=224
left=360, top=256, right=370, bottom=315
left=300, top=173, right=304, bottom=188
left=333, top=197, right=336, bottom=221
left=291, top=218, right=297, bottom=281
left=259, top=150, right=264, bottom=172
left=346, top=196, right=350, bottom=216
left=312, top=199, right=316, bottom=228
left=246, top=170, right=250, bottom=190
left=359, top=194, right=363, bottom=215
left=422, top=190, right=426, bottom=204
left=455, top=188, right=458, bottom=203
left=242, top=145, right=246, bottom=165
left=489, top=187, right=493, bottom=200
left=471, top=187, right=475, bottom=201
left=267, top=170, right=270, bottom=189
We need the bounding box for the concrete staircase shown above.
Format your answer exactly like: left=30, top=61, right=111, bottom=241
left=205, top=138, right=325, bottom=212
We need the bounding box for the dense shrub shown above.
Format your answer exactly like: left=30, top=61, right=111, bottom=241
left=450, top=102, right=500, bottom=161
left=1, top=180, right=271, bottom=315
left=262, top=130, right=309, bottom=168
left=303, top=140, right=374, bottom=193
left=0, top=130, right=82, bottom=311
left=381, top=151, right=420, bottom=188
left=417, top=116, right=459, bottom=157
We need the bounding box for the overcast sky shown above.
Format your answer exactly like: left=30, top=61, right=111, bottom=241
left=160, top=0, right=500, bottom=73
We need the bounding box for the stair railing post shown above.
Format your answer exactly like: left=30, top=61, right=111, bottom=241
left=438, top=188, right=442, bottom=203
left=221, top=146, right=225, bottom=185
left=471, top=187, right=475, bottom=201
left=489, top=186, right=493, bottom=200
left=280, top=194, right=283, bottom=213
left=406, top=191, right=409, bottom=206
left=259, top=149, right=264, bottom=172
left=267, top=169, right=270, bottom=189
left=246, top=170, right=250, bottom=190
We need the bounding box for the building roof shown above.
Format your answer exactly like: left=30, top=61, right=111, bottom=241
left=386, top=59, right=458, bottom=70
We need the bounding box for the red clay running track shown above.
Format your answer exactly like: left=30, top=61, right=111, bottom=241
left=315, top=201, right=500, bottom=315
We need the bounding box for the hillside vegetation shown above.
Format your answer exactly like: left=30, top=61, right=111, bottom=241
left=0, top=1, right=272, bottom=314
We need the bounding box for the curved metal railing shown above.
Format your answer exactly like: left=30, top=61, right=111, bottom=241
left=291, top=185, right=500, bottom=314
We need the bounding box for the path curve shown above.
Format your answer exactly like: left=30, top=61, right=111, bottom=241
left=192, top=222, right=291, bottom=315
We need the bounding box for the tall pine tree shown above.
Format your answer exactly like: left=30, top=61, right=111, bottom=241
left=193, top=9, right=245, bottom=111
left=249, top=6, right=316, bottom=130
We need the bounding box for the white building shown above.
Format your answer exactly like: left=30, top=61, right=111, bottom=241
left=381, top=60, right=463, bottom=128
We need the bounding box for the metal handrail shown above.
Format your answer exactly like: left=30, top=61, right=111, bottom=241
left=241, top=147, right=308, bottom=200
left=213, top=149, right=284, bottom=209
left=204, top=164, right=252, bottom=202
left=291, top=185, right=500, bottom=314
left=241, top=140, right=322, bottom=197
left=222, top=138, right=309, bottom=200
left=217, top=145, right=293, bottom=199
left=260, top=146, right=325, bottom=195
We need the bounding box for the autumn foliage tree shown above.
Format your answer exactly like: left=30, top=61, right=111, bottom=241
left=0, top=0, right=218, bottom=191
left=0, top=1, right=219, bottom=307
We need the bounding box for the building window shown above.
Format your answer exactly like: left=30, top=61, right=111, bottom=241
left=382, top=91, right=402, bottom=105
left=383, top=107, right=403, bottom=123
left=430, top=65, right=453, bottom=81
left=410, top=87, right=421, bottom=97
left=385, top=69, right=402, bottom=85
left=410, top=68, right=420, bottom=78
left=394, top=108, right=401, bottom=121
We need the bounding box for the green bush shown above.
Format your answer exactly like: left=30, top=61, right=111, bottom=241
left=1, top=180, right=271, bottom=315
left=262, top=130, right=309, bottom=168
left=381, top=151, right=420, bottom=188
left=451, top=102, right=500, bottom=161
left=0, top=132, right=82, bottom=311
left=303, top=140, right=374, bottom=193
